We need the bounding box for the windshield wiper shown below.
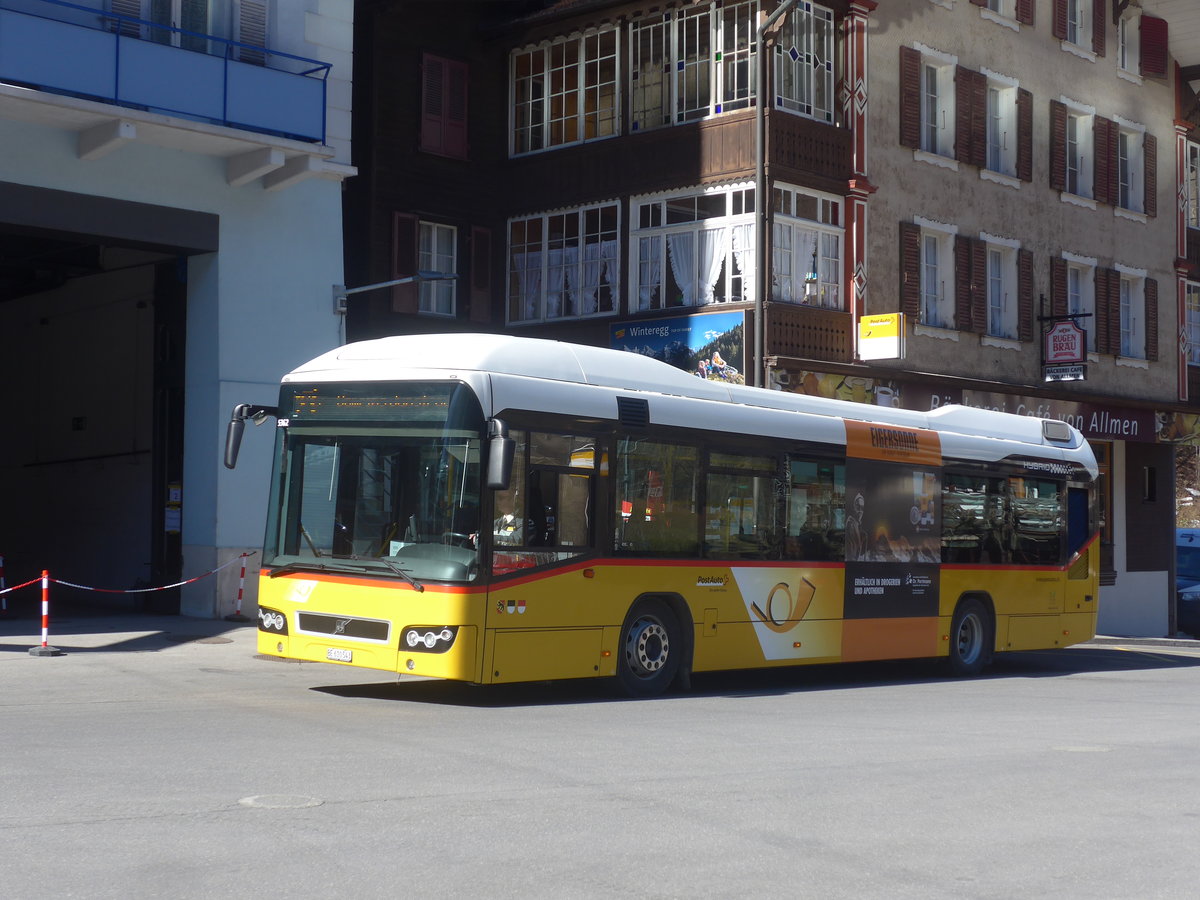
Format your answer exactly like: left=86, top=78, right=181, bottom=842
left=368, top=556, right=425, bottom=593
left=268, top=560, right=350, bottom=579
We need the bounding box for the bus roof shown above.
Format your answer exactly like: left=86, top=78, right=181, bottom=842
left=290, top=333, right=1087, bottom=454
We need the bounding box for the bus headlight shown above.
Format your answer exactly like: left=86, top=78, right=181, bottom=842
left=258, top=607, right=288, bottom=635
left=402, top=626, right=457, bottom=653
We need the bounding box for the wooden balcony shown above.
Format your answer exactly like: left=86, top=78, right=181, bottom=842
left=764, top=301, right=852, bottom=363
left=768, top=111, right=854, bottom=192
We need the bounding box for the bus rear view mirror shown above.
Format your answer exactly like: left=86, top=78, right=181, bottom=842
left=487, top=418, right=515, bottom=491
left=224, top=404, right=278, bottom=469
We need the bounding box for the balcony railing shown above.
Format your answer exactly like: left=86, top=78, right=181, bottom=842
left=764, top=300, right=852, bottom=363
left=0, top=0, right=328, bottom=142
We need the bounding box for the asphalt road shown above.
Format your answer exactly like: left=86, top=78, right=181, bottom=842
left=2, top=612, right=1199, bottom=899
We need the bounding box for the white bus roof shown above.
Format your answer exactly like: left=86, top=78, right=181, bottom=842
left=289, top=333, right=1090, bottom=459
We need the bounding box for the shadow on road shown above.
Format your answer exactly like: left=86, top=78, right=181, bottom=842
left=311, top=643, right=1200, bottom=708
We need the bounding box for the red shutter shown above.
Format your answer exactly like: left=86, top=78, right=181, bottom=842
left=421, top=55, right=469, bottom=159
left=1049, top=101, right=1067, bottom=192
left=1017, top=88, right=1033, bottom=181
left=469, top=226, right=492, bottom=324
left=971, top=238, right=987, bottom=333
left=391, top=213, right=419, bottom=314
left=969, top=69, right=987, bottom=170
left=420, top=55, right=445, bottom=155
left=1144, top=132, right=1157, bottom=218
left=1140, top=16, right=1169, bottom=80
left=899, top=222, right=921, bottom=318
left=1095, top=268, right=1116, bottom=355
left=1092, top=0, right=1106, bottom=57
left=1052, top=0, right=1067, bottom=41
left=899, top=47, right=921, bottom=150
left=444, top=60, right=469, bottom=160
left=1145, top=277, right=1159, bottom=361
left=953, top=68, right=987, bottom=169
left=1093, top=117, right=1115, bottom=206
left=955, top=235, right=972, bottom=331
left=1107, top=269, right=1122, bottom=355
left=1016, top=0, right=1034, bottom=27
left=1017, top=249, right=1034, bottom=342
left=1050, top=257, right=1068, bottom=318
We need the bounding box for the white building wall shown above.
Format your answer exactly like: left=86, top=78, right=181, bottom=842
left=0, top=0, right=354, bottom=617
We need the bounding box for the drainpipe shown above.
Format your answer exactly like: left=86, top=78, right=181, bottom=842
left=755, top=0, right=797, bottom=388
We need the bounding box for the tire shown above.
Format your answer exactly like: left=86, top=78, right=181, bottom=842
left=616, top=599, right=682, bottom=697
left=948, top=598, right=993, bottom=677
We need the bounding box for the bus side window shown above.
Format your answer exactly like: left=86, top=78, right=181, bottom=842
left=615, top=438, right=699, bottom=554
left=784, top=456, right=845, bottom=562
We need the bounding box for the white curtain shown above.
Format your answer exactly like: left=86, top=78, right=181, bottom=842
left=698, top=226, right=728, bottom=304
left=731, top=223, right=755, bottom=303
left=513, top=250, right=542, bottom=320
left=638, top=236, right=662, bottom=310
left=546, top=248, right=566, bottom=318
left=667, top=232, right=696, bottom=305
left=572, top=242, right=600, bottom=315
left=600, top=239, right=620, bottom=313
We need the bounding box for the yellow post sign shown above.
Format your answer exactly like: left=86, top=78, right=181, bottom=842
left=858, top=313, right=904, bottom=361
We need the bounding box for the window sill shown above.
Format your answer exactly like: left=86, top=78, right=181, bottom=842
left=1117, top=68, right=1143, bottom=86
left=1061, top=192, right=1097, bottom=210
left=1060, top=41, right=1097, bottom=63
left=982, top=335, right=1021, bottom=351
left=981, top=169, right=1020, bottom=189
left=980, top=9, right=1018, bottom=32
left=1116, top=356, right=1149, bottom=369
left=913, top=323, right=960, bottom=341
left=913, top=150, right=959, bottom=172
left=1114, top=207, right=1147, bottom=224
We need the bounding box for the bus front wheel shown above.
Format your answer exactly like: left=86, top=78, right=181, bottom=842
left=949, top=598, right=993, bottom=677
left=617, top=600, right=681, bottom=697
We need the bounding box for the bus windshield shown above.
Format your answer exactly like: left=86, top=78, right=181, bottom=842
left=264, top=382, right=485, bottom=583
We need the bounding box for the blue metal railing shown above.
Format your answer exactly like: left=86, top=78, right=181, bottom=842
left=0, top=0, right=330, bottom=142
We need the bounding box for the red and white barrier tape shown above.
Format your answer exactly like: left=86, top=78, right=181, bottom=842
left=50, top=552, right=257, bottom=594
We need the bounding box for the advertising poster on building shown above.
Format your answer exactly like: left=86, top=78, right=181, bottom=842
left=843, top=421, right=941, bottom=619
left=611, top=311, right=745, bottom=384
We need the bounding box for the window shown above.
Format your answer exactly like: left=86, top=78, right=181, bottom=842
left=1188, top=143, right=1200, bottom=230
left=1067, top=260, right=1096, bottom=352
left=511, top=29, right=618, bottom=154
left=1117, top=14, right=1139, bottom=74
left=705, top=453, right=778, bottom=560
left=899, top=45, right=957, bottom=160
left=1187, top=283, right=1200, bottom=366
left=772, top=186, right=842, bottom=308
left=629, top=2, right=760, bottom=132
left=984, top=240, right=1018, bottom=339
left=420, top=55, right=468, bottom=159
left=775, top=1, right=836, bottom=123
left=922, top=58, right=954, bottom=157
left=784, top=456, right=845, bottom=562
left=615, top=439, right=700, bottom=554
left=1010, top=477, right=1062, bottom=565
left=1050, top=99, right=1095, bottom=200
left=507, top=204, right=620, bottom=324
left=633, top=184, right=755, bottom=311
left=985, top=77, right=1018, bottom=177
left=942, top=474, right=1008, bottom=564
left=491, top=430, right=597, bottom=573
left=1117, top=270, right=1146, bottom=359
left=920, top=226, right=955, bottom=328
left=418, top=222, right=456, bottom=316
left=1065, top=0, right=1087, bottom=47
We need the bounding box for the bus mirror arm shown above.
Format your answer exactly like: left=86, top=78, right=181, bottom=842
left=224, top=403, right=279, bottom=470
left=487, top=418, right=515, bottom=491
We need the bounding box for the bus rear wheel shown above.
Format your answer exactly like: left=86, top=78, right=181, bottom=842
left=617, top=600, right=681, bottom=697
left=949, top=598, right=993, bottom=677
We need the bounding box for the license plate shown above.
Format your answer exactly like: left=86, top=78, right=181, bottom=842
left=326, top=648, right=352, bottom=663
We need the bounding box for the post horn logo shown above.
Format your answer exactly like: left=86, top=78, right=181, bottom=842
left=750, top=579, right=816, bottom=633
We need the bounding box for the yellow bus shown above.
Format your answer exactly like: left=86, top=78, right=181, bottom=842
left=225, top=333, right=1099, bottom=696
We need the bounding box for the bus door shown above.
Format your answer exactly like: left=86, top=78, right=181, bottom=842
left=1062, top=483, right=1098, bottom=629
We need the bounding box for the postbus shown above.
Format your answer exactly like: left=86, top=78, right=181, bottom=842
left=225, top=333, right=1099, bottom=696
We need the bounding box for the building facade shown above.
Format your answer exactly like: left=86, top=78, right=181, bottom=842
left=0, top=0, right=354, bottom=616
left=348, top=0, right=1198, bottom=635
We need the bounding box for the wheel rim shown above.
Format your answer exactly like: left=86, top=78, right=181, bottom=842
left=625, top=616, right=670, bottom=679
left=955, top=611, right=983, bottom=666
